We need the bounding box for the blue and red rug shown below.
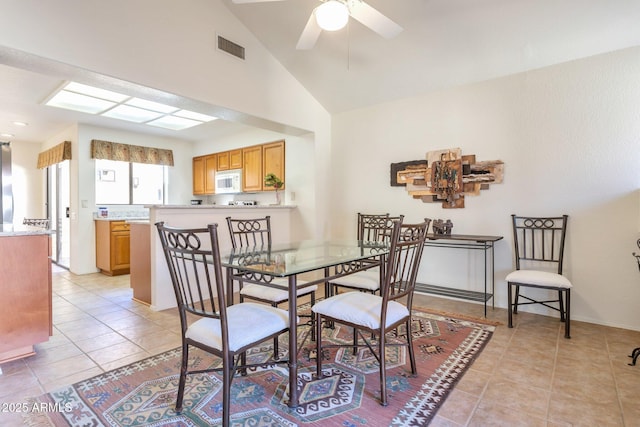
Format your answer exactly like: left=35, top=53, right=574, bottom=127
left=26, top=309, right=494, bottom=426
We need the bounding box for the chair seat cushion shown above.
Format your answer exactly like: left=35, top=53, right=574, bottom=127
left=506, top=270, right=572, bottom=289
left=331, top=270, right=380, bottom=291
left=241, top=279, right=317, bottom=303
left=312, top=292, right=409, bottom=330
left=186, top=303, right=290, bottom=352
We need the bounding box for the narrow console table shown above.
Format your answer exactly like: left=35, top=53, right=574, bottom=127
left=629, top=238, right=640, bottom=366
left=416, top=233, right=503, bottom=316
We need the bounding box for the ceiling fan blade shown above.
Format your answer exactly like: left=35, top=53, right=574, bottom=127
left=231, top=0, right=286, bottom=3
left=349, top=1, right=403, bottom=39
left=296, top=13, right=322, bottom=50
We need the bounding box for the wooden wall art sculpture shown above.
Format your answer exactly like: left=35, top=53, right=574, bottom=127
left=390, top=148, right=504, bottom=209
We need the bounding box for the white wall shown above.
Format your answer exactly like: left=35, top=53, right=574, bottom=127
left=6, top=141, right=43, bottom=223
left=331, top=47, right=640, bottom=330
left=0, top=0, right=332, bottom=239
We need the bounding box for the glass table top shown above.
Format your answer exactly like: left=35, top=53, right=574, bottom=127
left=221, top=240, right=389, bottom=277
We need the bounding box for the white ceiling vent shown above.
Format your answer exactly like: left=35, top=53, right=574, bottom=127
left=217, top=35, right=245, bottom=60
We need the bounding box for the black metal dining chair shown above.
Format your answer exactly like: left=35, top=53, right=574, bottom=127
left=312, top=219, right=430, bottom=406
left=226, top=216, right=317, bottom=353
left=329, top=213, right=401, bottom=296
left=505, top=214, right=572, bottom=338
left=156, top=221, right=291, bottom=426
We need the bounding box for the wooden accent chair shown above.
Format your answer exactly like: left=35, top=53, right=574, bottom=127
left=156, top=222, right=290, bottom=426
left=312, top=219, right=430, bottom=406
left=506, top=214, right=572, bottom=338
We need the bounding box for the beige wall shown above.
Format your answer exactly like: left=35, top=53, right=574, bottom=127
left=331, top=47, right=640, bottom=330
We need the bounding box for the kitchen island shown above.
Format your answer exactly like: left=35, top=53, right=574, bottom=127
left=0, top=225, right=53, bottom=363
left=146, top=204, right=299, bottom=311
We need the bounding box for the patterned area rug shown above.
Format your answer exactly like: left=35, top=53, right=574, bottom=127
left=25, top=310, right=494, bottom=426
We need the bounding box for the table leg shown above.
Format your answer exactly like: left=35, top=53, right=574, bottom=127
left=226, top=267, right=234, bottom=307
left=483, top=243, right=488, bottom=317
left=287, top=274, right=298, bottom=408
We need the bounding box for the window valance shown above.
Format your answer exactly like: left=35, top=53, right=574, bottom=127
left=37, top=141, right=72, bottom=169
left=90, top=139, right=174, bottom=166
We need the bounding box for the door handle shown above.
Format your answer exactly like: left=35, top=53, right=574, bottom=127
left=65, top=207, right=70, bottom=218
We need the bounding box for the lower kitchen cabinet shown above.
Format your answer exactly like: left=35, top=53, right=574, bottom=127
left=95, top=220, right=130, bottom=275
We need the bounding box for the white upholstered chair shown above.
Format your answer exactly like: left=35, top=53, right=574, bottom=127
left=505, top=214, right=572, bottom=338
left=312, top=219, right=430, bottom=406
left=156, top=222, right=291, bottom=426
left=226, top=216, right=317, bottom=352
left=329, top=213, right=400, bottom=295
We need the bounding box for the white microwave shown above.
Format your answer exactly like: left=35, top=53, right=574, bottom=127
left=215, top=169, right=242, bottom=194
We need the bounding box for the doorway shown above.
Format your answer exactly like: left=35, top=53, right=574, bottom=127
left=48, top=161, right=70, bottom=269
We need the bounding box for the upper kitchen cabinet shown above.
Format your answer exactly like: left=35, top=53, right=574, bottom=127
left=262, top=140, right=285, bottom=191
left=192, top=156, right=205, bottom=195
left=229, top=149, right=243, bottom=169
left=217, top=151, right=230, bottom=171
left=204, top=154, right=217, bottom=194
left=192, top=154, right=216, bottom=195
left=217, top=149, right=243, bottom=171
left=195, top=141, right=285, bottom=194
left=242, top=145, right=263, bottom=192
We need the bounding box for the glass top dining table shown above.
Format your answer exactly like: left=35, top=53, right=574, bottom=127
left=220, top=239, right=390, bottom=408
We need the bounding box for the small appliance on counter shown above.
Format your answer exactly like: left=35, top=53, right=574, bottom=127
left=228, top=200, right=258, bottom=206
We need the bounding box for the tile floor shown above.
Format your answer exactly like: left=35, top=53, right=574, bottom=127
left=1, top=267, right=639, bottom=426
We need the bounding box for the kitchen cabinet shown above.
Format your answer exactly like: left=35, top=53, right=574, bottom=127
left=262, top=140, right=285, bottom=191
left=192, top=156, right=205, bottom=195
left=195, top=141, right=285, bottom=193
left=217, top=151, right=230, bottom=170
left=0, top=233, right=52, bottom=363
left=217, top=149, right=242, bottom=171
left=204, top=154, right=217, bottom=194
left=193, top=154, right=216, bottom=195
left=130, top=221, right=151, bottom=305
left=242, top=145, right=263, bottom=192
left=95, top=220, right=130, bottom=276
left=229, top=149, right=243, bottom=169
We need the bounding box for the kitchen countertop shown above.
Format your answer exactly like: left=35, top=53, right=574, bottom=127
left=94, top=217, right=150, bottom=221
left=0, top=224, right=55, bottom=237
left=146, top=204, right=296, bottom=209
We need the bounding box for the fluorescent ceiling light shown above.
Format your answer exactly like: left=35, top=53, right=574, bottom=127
left=65, top=82, right=129, bottom=102
left=46, top=90, right=116, bottom=114
left=126, top=98, right=179, bottom=113
left=173, top=110, right=217, bottom=122
left=1, top=133, right=14, bottom=138
left=12, top=121, right=28, bottom=127
left=102, top=105, right=164, bottom=123
left=147, top=115, right=202, bottom=130
left=44, top=81, right=218, bottom=131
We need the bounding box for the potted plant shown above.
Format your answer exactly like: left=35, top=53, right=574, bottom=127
left=264, top=173, right=284, bottom=205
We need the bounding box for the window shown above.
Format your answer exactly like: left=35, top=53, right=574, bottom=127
left=95, top=159, right=167, bottom=205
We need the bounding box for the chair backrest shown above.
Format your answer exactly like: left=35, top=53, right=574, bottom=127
left=358, top=213, right=404, bottom=243
left=511, top=214, right=568, bottom=274
left=226, top=216, right=272, bottom=249
left=381, top=219, right=430, bottom=311
left=23, top=218, right=50, bottom=228
left=156, top=222, right=228, bottom=338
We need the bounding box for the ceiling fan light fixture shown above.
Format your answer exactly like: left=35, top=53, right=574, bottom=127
left=315, top=0, right=349, bottom=31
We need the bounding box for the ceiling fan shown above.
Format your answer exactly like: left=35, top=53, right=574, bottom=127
left=231, top=0, right=403, bottom=50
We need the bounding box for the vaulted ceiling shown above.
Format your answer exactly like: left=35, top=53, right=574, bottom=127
left=1, top=0, right=639, bottom=143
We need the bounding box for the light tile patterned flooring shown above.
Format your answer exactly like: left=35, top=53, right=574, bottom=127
left=1, top=268, right=639, bottom=426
